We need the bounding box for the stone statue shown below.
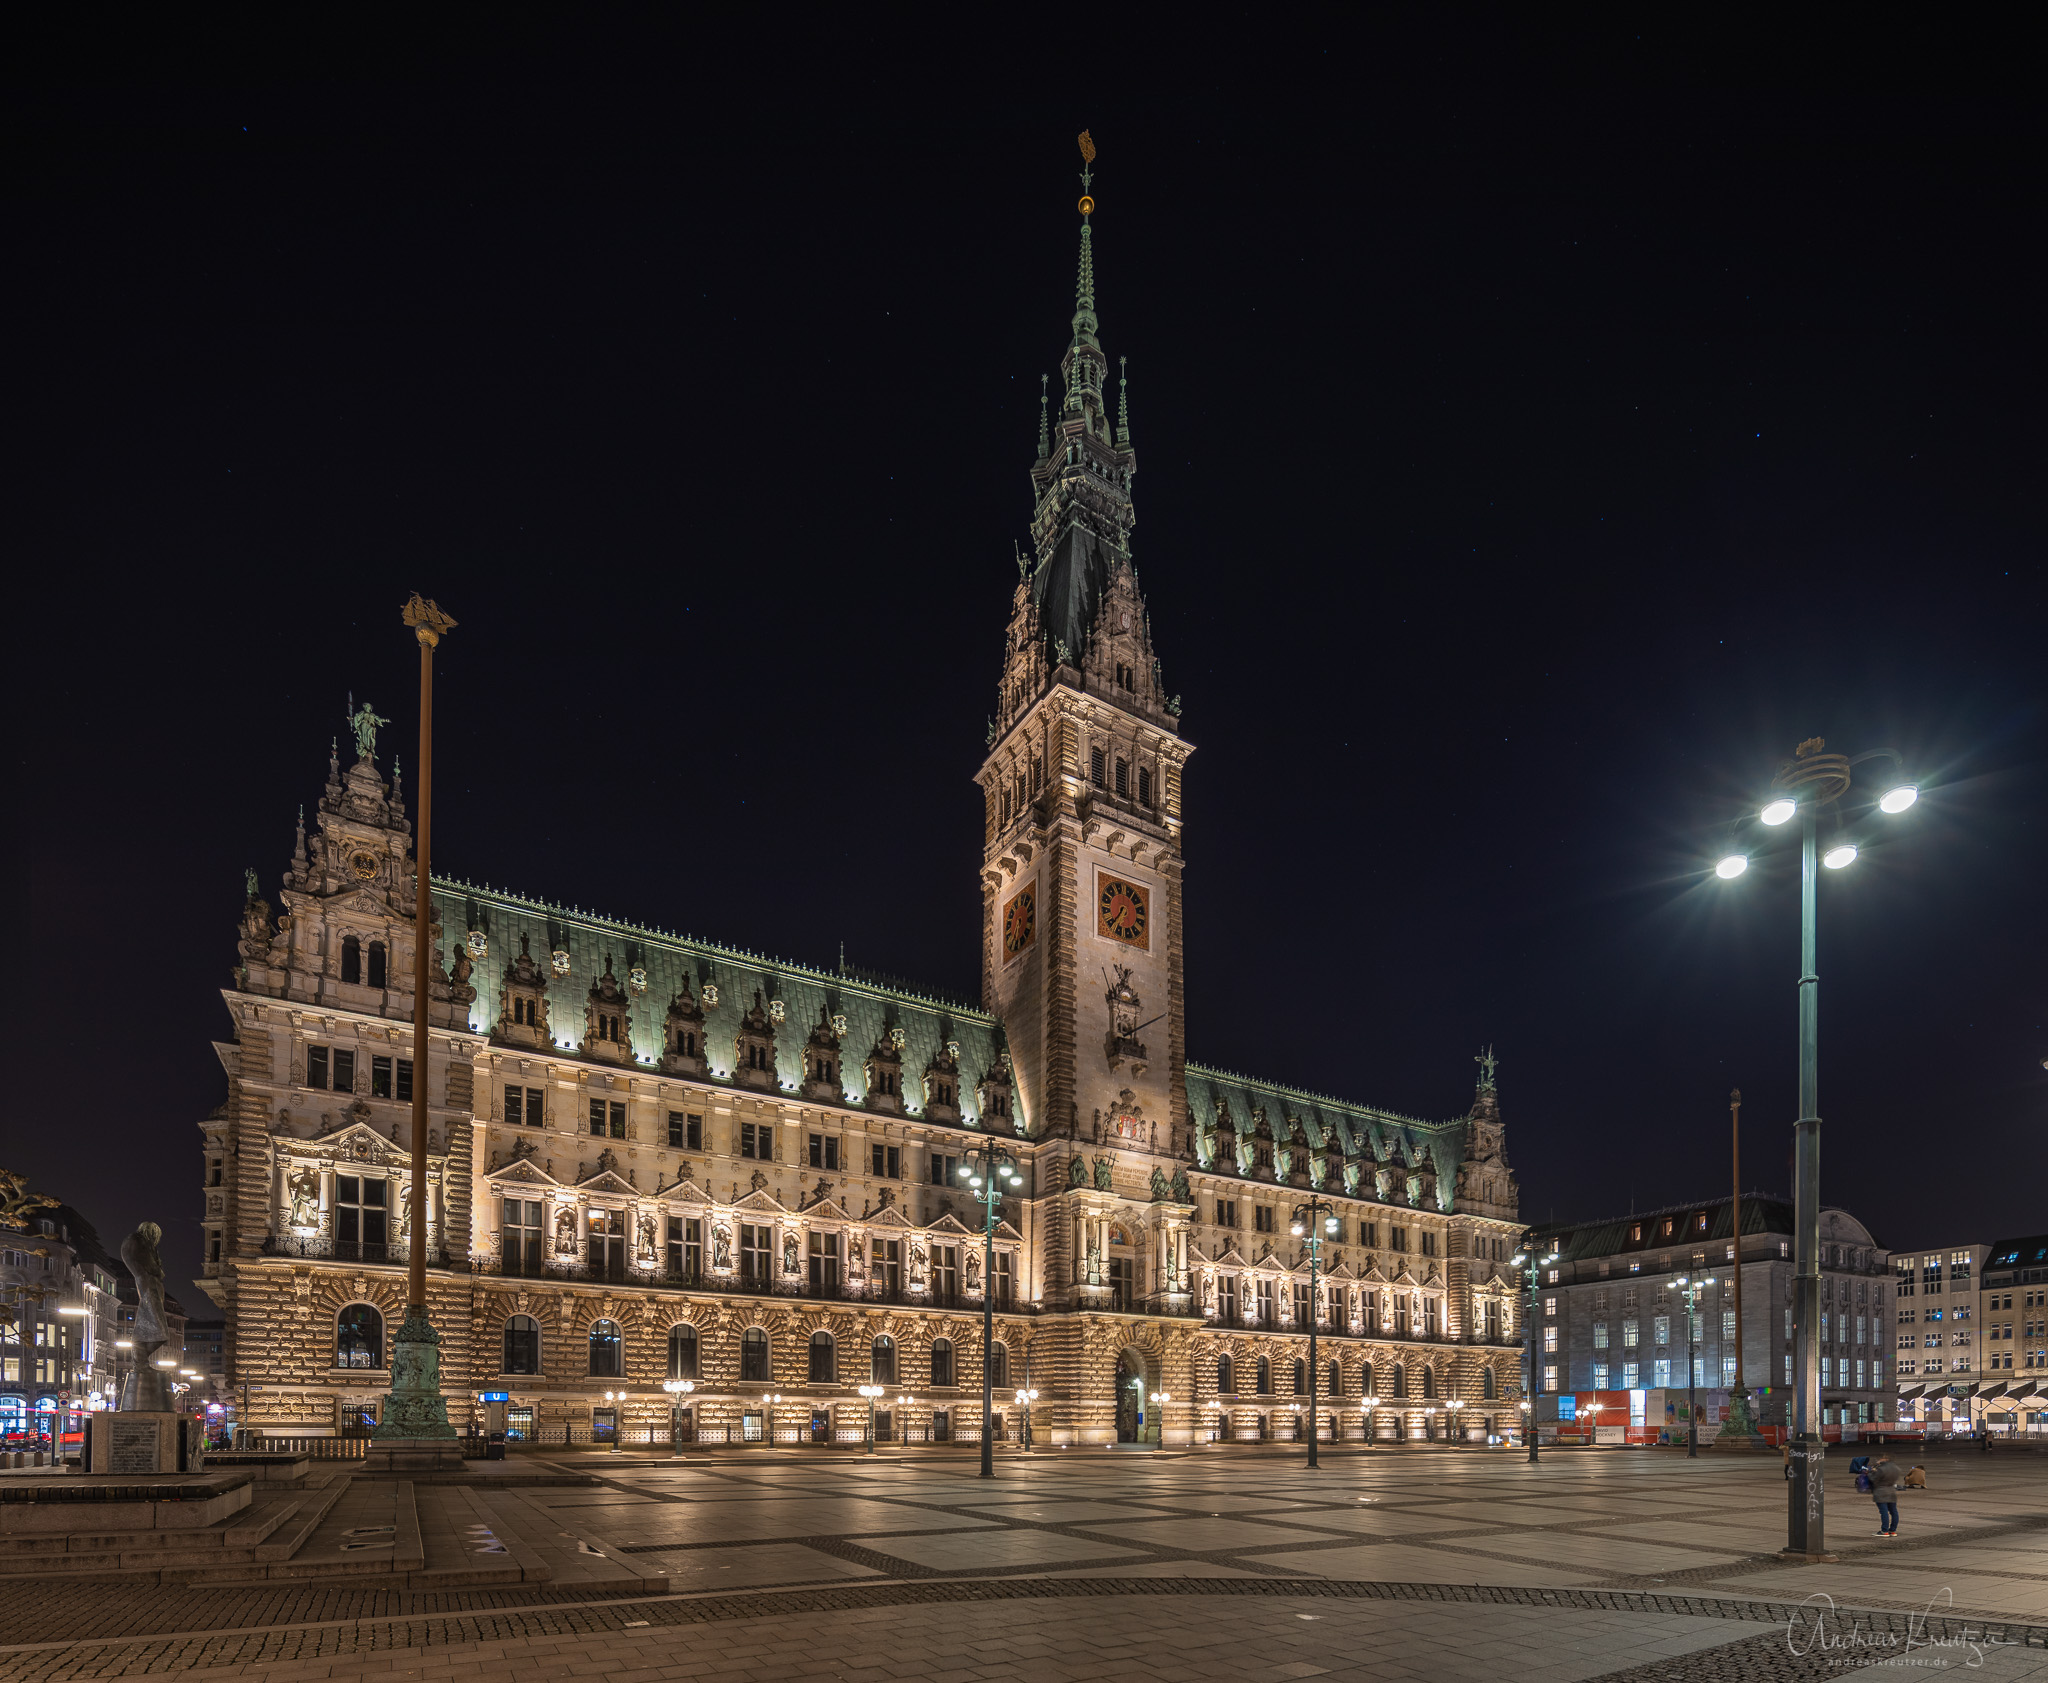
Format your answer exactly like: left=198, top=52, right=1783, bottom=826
left=1067, top=1155, right=1088, bottom=1189
left=1092, top=1156, right=1113, bottom=1192
left=119, top=1222, right=174, bottom=1410
left=638, top=1213, right=657, bottom=1258
left=1170, top=1166, right=1191, bottom=1204
left=554, top=1205, right=578, bottom=1250
left=347, top=698, right=389, bottom=761
left=909, top=1242, right=929, bottom=1285
left=1475, top=1045, right=1498, bottom=1090
left=965, top=1249, right=981, bottom=1291
left=712, top=1224, right=732, bottom=1269
left=783, top=1231, right=800, bottom=1274
left=244, top=867, right=260, bottom=899
left=286, top=1166, right=321, bottom=1229
left=1149, top=1166, right=1170, bottom=1201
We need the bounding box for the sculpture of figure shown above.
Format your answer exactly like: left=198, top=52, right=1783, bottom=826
left=1201, top=1270, right=1215, bottom=1309
left=965, top=1249, right=981, bottom=1291
left=287, top=1165, right=321, bottom=1229
left=1475, top=1045, right=1498, bottom=1090
left=638, top=1213, right=658, bottom=1257
left=909, top=1242, right=929, bottom=1285
left=347, top=697, right=389, bottom=761
left=712, top=1224, right=733, bottom=1270
left=1170, top=1166, right=1192, bottom=1204
left=1092, top=1155, right=1113, bottom=1192
left=119, top=1223, right=173, bottom=1410
left=849, top=1232, right=865, bottom=1270
left=1085, top=1237, right=1103, bottom=1286
left=1149, top=1166, right=1170, bottom=1201
left=554, top=1204, right=578, bottom=1249
left=1067, top=1155, right=1088, bottom=1190
left=783, top=1231, right=800, bottom=1274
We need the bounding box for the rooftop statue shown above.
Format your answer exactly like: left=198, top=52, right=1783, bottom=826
left=347, top=695, right=390, bottom=762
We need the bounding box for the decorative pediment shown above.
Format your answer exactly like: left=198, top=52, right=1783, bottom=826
left=484, top=1159, right=560, bottom=1189
left=732, top=1187, right=788, bottom=1215
left=1324, top=1260, right=1358, bottom=1282
left=1361, top=1263, right=1388, bottom=1283
left=1423, top=1265, right=1444, bottom=1289
left=317, top=1122, right=408, bottom=1168
left=576, top=1169, right=638, bottom=1197
left=1213, top=1246, right=1248, bottom=1269
left=925, top=1212, right=973, bottom=1237
left=655, top=1175, right=711, bottom=1204
left=864, top=1203, right=915, bottom=1230
left=801, top=1196, right=854, bottom=1224
left=992, top=1218, right=1023, bottom=1243
left=1392, top=1266, right=1420, bottom=1287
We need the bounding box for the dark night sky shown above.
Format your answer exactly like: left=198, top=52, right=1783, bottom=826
left=14, top=18, right=2044, bottom=1300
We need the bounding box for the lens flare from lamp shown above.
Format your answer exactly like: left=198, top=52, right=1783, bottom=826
left=1880, top=785, right=1918, bottom=814
left=1761, top=798, right=1796, bottom=826
left=1822, top=844, right=1858, bottom=869
left=1715, top=854, right=1748, bottom=879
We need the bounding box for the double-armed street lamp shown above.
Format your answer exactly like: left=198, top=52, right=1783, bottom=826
left=762, top=1393, right=782, bottom=1449
left=1673, top=1275, right=1714, bottom=1458
left=1149, top=1390, right=1172, bottom=1447
left=603, top=1389, right=628, bottom=1454
left=1712, top=740, right=1923, bottom=1559
left=662, top=1378, right=694, bottom=1457
left=955, top=1142, right=1025, bottom=1476
left=1448, top=1398, right=1466, bottom=1444
left=1511, top=1232, right=1560, bottom=1463
left=896, top=1394, right=917, bottom=1447
left=1014, top=1387, right=1039, bottom=1451
left=859, top=1384, right=885, bottom=1454
left=1290, top=1197, right=1340, bottom=1468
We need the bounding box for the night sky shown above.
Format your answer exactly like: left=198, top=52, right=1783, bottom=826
left=16, top=20, right=2044, bottom=1300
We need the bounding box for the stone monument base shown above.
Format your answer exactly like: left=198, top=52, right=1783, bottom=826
left=87, top=1412, right=206, bottom=1475
left=1709, top=1431, right=1774, bottom=1452
left=363, top=1436, right=468, bottom=1473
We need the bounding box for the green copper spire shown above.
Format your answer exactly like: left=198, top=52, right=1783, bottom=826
left=1037, top=373, right=1050, bottom=458
left=1116, top=355, right=1131, bottom=446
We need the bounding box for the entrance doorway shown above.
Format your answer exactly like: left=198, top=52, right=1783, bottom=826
left=1116, top=1349, right=1147, bottom=1443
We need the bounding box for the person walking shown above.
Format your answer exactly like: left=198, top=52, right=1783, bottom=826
left=1868, top=1452, right=1904, bottom=1537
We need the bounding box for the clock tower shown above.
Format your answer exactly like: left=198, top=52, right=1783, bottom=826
left=977, top=147, right=1191, bottom=1187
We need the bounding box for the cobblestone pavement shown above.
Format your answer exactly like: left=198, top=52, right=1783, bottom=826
left=4, top=1445, right=2045, bottom=1682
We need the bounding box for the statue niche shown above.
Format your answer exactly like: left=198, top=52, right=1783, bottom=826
left=1103, top=964, right=1150, bottom=1075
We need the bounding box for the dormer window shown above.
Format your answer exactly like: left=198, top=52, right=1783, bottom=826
left=745, top=1045, right=770, bottom=1071
left=1114, top=662, right=1136, bottom=692
left=809, top=1055, right=837, bottom=1083
left=513, top=997, right=538, bottom=1027
left=596, top=1012, right=623, bottom=1041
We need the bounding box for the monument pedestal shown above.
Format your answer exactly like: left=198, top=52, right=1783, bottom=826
left=88, top=1412, right=206, bottom=1475
left=367, top=1309, right=465, bottom=1473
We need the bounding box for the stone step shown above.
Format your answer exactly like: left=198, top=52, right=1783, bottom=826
left=253, top=1469, right=351, bottom=1560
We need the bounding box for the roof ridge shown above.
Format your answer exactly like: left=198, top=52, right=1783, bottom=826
left=1184, top=1061, right=1442, bottom=1130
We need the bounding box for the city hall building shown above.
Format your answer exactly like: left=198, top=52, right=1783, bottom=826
left=199, top=177, right=1527, bottom=1449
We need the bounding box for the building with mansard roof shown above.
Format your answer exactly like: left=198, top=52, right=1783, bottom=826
left=200, top=162, right=1526, bottom=1449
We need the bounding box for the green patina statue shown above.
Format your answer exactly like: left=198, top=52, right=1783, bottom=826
left=348, top=697, right=390, bottom=761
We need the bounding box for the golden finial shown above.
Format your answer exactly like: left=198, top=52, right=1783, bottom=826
left=1077, top=129, right=1096, bottom=215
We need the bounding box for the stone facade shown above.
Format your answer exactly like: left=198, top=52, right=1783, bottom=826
left=198, top=168, right=1525, bottom=1448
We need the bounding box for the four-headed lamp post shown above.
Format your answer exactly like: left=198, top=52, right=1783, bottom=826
left=858, top=1384, right=884, bottom=1454
left=1712, top=739, right=1923, bottom=1560
left=1290, top=1196, right=1339, bottom=1469
left=1512, top=1230, right=1559, bottom=1463
left=1447, top=1398, right=1466, bottom=1443
left=662, top=1378, right=693, bottom=1457
left=955, top=1140, right=1025, bottom=1477
left=1673, top=1274, right=1712, bottom=1458
left=1015, top=1386, right=1039, bottom=1451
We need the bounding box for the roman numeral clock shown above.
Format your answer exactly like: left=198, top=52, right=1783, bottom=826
left=1097, top=875, right=1148, bottom=948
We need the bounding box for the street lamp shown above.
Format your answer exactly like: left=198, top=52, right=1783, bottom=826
left=1511, top=1232, right=1559, bottom=1463
left=1448, top=1398, right=1466, bottom=1443
left=1014, top=1386, right=1039, bottom=1452
left=603, top=1390, right=627, bottom=1454
left=858, top=1384, right=885, bottom=1454
left=762, top=1393, right=782, bottom=1448
left=1363, top=1396, right=1379, bottom=1444
left=1149, top=1390, right=1172, bottom=1447
left=956, top=1141, right=1025, bottom=1477
left=1290, top=1197, right=1340, bottom=1468
left=896, top=1394, right=916, bottom=1447
left=1673, top=1275, right=1712, bottom=1458
left=1584, top=1401, right=1601, bottom=1445
left=1714, top=737, right=1922, bottom=1559
left=662, top=1378, right=694, bottom=1457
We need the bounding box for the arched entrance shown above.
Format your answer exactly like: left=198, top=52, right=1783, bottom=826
left=1115, top=1349, right=1147, bottom=1443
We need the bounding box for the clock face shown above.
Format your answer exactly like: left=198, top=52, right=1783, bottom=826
left=349, top=850, right=379, bottom=881
left=1097, top=874, right=1149, bottom=947
left=1002, top=884, right=1037, bottom=959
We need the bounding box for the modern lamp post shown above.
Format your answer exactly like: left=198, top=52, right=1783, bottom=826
left=1713, top=738, right=1921, bottom=1559
left=955, top=1142, right=1024, bottom=1477
left=603, top=1389, right=627, bottom=1454
left=896, top=1394, right=916, bottom=1447
left=1290, top=1196, right=1339, bottom=1468
left=662, top=1378, right=693, bottom=1456
left=1447, top=1398, right=1466, bottom=1444
left=1512, top=1230, right=1559, bottom=1463
left=1674, top=1274, right=1711, bottom=1458
left=1149, top=1389, right=1172, bottom=1447
left=1014, top=1386, right=1039, bottom=1451
left=859, top=1384, right=884, bottom=1453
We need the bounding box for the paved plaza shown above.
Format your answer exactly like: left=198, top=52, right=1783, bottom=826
left=3, top=1444, right=2046, bottom=1683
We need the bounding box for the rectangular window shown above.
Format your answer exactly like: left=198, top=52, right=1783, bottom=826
left=1361, top=1222, right=1377, bottom=1248
left=609, top=1101, right=626, bottom=1139
left=739, top=1223, right=772, bottom=1284
left=1544, top=1295, right=1557, bottom=1318
left=1723, top=1309, right=1737, bottom=1342
left=1256, top=1278, right=1276, bottom=1323
left=808, top=1230, right=841, bottom=1291
left=372, top=1056, right=391, bottom=1097
left=589, top=1098, right=607, bottom=1136
left=1623, top=1318, right=1639, bottom=1348
left=1621, top=1361, right=1639, bottom=1389
left=1255, top=1206, right=1275, bottom=1233
left=668, top=1110, right=702, bottom=1149
left=1653, top=1358, right=1671, bottom=1388
left=1090, top=746, right=1106, bottom=786
left=1394, top=1293, right=1410, bottom=1336
left=667, top=1216, right=701, bottom=1279
left=1216, top=1199, right=1237, bottom=1228
left=1592, top=1321, right=1609, bottom=1349
left=505, top=1086, right=524, bottom=1126
left=995, top=1251, right=1014, bottom=1306
left=933, top=1244, right=959, bottom=1299
left=1114, top=756, right=1129, bottom=797
left=1138, top=766, right=1153, bottom=805
left=1421, top=1231, right=1437, bottom=1257
left=1650, top=1313, right=1670, bottom=1344
left=874, top=1238, right=902, bottom=1293
left=930, top=1152, right=959, bottom=1186
left=307, top=1045, right=329, bottom=1090
left=335, top=1175, right=388, bottom=1252
left=1221, top=1273, right=1238, bottom=1319
left=332, top=1049, right=356, bottom=1093
left=502, top=1198, right=543, bottom=1275
left=1391, top=1227, right=1407, bottom=1252
left=1543, top=1325, right=1559, bottom=1353
left=1293, top=1281, right=1312, bottom=1326
left=872, top=1143, right=901, bottom=1179
left=1542, top=1365, right=1558, bottom=1392
left=808, top=1134, right=841, bottom=1171
left=1591, top=1363, right=1609, bottom=1389
left=741, top=1122, right=767, bottom=1160
left=1721, top=1353, right=1738, bottom=1385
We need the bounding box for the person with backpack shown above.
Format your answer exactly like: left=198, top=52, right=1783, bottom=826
left=1867, top=1452, right=1904, bottom=1536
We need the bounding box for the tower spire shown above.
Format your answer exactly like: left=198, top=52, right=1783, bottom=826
left=1069, top=129, right=1101, bottom=383
left=1117, top=355, right=1131, bottom=446
left=1037, top=373, right=1050, bottom=458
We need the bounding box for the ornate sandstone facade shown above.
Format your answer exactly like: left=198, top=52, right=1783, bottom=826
left=199, top=164, right=1525, bottom=1448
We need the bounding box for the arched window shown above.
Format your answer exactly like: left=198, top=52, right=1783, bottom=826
left=1482, top=1367, right=1498, bottom=1400
left=871, top=1335, right=896, bottom=1385
left=1255, top=1356, right=1272, bottom=1395
left=336, top=1304, right=382, bottom=1369
left=1291, top=1357, right=1306, bottom=1395
left=1421, top=1366, right=1437, bottom=1399
left=367, top=940, right=387, bottom=989
left=502, top=1315, right=540, bottom=1375
left=809, top=1330, right=835, bottom=1383
left=588, top=1318, right=622, bottom=1377
left=340, top=935, right=361, bottom=985
left=668, top=1324, right=698, bottom=1381
left=1390, top=1363, right=1407, bottom=1398
left=1329, top=1359, right=1341, bottom=1398
left=740, top=1327, right=770, bottom=1384
left=931, top=1339, right=953, bottom=1387
left=1217, top=1354, right=1234, bottom=1393
left=1361, top=1360, right=1375, bottom=1397
left=988, top=1342, right=1008, bottom=1389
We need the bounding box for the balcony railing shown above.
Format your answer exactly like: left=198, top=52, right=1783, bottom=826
left=263, top=1235, right=448, bottom=1267
left=474, top=1256, right=1036, bottom=1312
